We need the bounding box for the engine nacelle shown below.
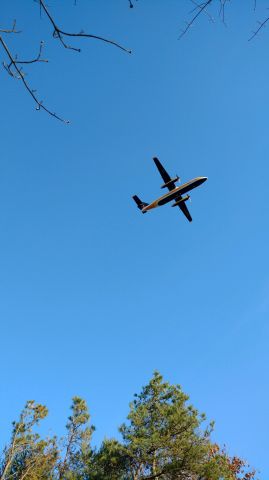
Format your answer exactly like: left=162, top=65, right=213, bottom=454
left=171, top=195, right=190, bottom=207
left=161, top=176, right=179, bottom=189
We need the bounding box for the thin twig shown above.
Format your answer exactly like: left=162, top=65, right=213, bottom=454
left=179, top=0, right=213, bottom=39
left=39, top=0, right=131, bottom=54
left=249, top=15, right=269, bottom=40
left=128, top=0, right=138, bottom=7
left=0, top=20, right=21, bottom=34
left=190, top=0, right=215, bottom=23
left=219, top=0, right=229, bottom=25
left=0, top=35, right=69, bottom=123
left=10, top=41, right=48, bottom=66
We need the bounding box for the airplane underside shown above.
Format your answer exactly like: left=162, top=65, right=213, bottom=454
left=133, top=157, right=207, bottom=222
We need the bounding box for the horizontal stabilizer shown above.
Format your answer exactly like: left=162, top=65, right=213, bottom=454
left=132, top=195, right=149, bottom=213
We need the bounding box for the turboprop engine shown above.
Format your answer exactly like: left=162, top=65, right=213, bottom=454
left=160, top=176, right=180, bottom=189
left=171, top=195, right=190, bottom=207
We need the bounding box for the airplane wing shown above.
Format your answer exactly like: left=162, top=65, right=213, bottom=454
left=153, top=157, right=192, bottom=221
left=153, top=157, right=177, bottom=191
left=173, top=193, right=192, bottom=222
left=178, top=200, right=192, bottom=222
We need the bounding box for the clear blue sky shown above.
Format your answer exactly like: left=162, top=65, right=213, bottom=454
left=1, top=0, right=268, bottom=476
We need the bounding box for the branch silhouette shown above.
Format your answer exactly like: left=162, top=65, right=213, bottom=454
left=0, top=1, right=131, bottom=123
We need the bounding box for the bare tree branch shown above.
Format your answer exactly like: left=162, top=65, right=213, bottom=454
left=39, top=0, right=131, bottom=54
left=249, top=13, right=269, bottom=40
left=6, top=41, right=48, bottom=67
left=128, top=0, right=138, bottom=8
left=190, top=0, right=215, bottom=23
left=179, top=0, right=213, bottom=39
left=0, top=20, right=21, bottom=34
left=0, top=35, right=69, bottom=123
left=182, top=0, right=269, bottom=42
left=0, top=1, right=132, bottom=123
left=218, top=0, right=230, bottom=25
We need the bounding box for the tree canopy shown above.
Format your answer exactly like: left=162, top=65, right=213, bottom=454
left=0, top=373, right=256, bottom=480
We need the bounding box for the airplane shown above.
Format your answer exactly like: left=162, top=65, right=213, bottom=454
left=132, top=157, right=207, bottom=222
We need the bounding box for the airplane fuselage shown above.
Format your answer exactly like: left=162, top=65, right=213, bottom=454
left=142, top=176, right=207, bottom=212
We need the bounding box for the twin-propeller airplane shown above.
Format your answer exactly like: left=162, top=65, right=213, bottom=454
left=133, top=157, right=207, bottom=222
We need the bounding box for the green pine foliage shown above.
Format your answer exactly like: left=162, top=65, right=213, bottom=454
left=0, top=373, right=256, bottom=480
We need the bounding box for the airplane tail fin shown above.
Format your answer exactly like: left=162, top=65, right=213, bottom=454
left=132, top=195, right=149, bottom=213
